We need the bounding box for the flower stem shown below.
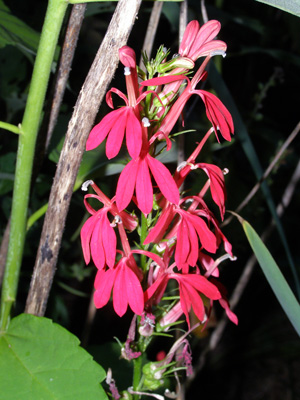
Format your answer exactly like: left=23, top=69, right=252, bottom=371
left=133, top=355, right=143, bottom=399
left=0, top=0, right=68, bottom=331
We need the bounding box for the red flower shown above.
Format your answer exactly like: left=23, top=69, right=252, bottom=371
left=116, top=149, right=179, bottom=214
left=94, top=255, right=144, bottom=317
left=179, top=20, right=227, bottom=61
left=144, top=259, right=221, bottom=328
left=80, top=183, right=137, bottom=270
left=144, top=202, right=217, bottom=272
left=142, top=72, right=234, bottom=143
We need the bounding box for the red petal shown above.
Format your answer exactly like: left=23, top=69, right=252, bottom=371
left=113, top=264, right=128, bottom=317
left=116, top=159, right=139, bottom=211
left=147, top=155, right=179, bottom=206
left=175, top=217, right=190, bottom=268
left=90, top=214, right=106, bottom=270
left=186, top=213, right=217, bottom=253
left=94, top=269, right=115, bottom=308
left=136, top=157, right=153, bottom=214
left=101, top=212, right=117, bottom=269
left=144, top=204, right=174, bottom=244
left=105, top=108, right=127, bottom=159
left=80, top=215, right=98, bottom=265
left=187, top=275, right=221, bottom=300
left=124, top=265, right=144, bottom=315
left=126, top=109, right=142, bottom=159
left=179, top=20, right=199, bottom=57
left=86, top=109, right=123, bottom=151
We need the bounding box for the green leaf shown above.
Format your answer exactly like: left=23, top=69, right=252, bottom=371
left=0, top=0, right=40, bottom=53
left=241, top=218, right=300, bottom=337
left=0, top=314, right=108, bottom=400
left=255, top=0, right=300, bottom=17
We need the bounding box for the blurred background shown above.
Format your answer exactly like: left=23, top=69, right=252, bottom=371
left=0, top=0, right=299, bottom=398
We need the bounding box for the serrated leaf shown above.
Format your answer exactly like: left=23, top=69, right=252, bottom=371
left=0, top=314, right=108, bottom=400
left=241, top=219, right=300, bottom=337
left=255, top=0, right=300, bottom=17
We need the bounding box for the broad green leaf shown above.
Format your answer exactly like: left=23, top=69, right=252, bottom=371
left=0, top=314, right=108, bottom=400
left=0, top=0, right=40, bottom=53
left=255, top=0, right=300, bottom=17
left=241, top=219, right=300, bottom=337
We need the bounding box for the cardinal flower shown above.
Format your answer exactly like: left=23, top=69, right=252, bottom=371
left=142, top=70, right=234, bottom=143
left=116, top=148, right=179, bottom=214
left=94, top=254, right=144, bottom=317
left=86, top=46, right=164, bottom=159
left=179, top=20, right=227, bottom=61
left=80, top=181, right=137, bottom=270
left=144, top=259, right=221, bottom=328
left=144, top=202, right=217, bottom=272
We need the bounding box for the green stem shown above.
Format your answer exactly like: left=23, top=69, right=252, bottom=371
left=0, top=0, right=68, bottom=331
left=140, top=213, right=149, bottom=271
left=0, top=121, right=21, bottom=134
left=132, top=355, right=143, bottom=399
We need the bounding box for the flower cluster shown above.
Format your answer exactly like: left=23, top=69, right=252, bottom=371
left=81, top=19, right=237, bottom=389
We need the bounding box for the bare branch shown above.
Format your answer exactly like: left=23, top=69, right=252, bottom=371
left=46, top=3, right=87, bottom=149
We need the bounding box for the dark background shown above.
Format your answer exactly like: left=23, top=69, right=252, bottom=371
left=1, top=1, right=299, bottom=399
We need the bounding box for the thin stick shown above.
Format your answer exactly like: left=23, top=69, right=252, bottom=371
left=139, top=0, right=163, bottom=69
left=222, top=121, right=300, bottom=228
left=186, top=158, right=300, bottom=382
left=25, top=0, right=142, bottom=317
left=46, top=3, right=87, bottom=149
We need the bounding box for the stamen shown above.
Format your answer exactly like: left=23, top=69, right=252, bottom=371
left=124, top=66, right=131, bottom=76
left=81, top=180, right=94, bottom=191
left=110, top=215, right=122, bottom=227
left=223, top=168, right=229, bottom=175
left=142, top=117, right=150, bottom=127
left=177, top=161, right=187, bottom=172
left=211, top=50, right=226, bottom=58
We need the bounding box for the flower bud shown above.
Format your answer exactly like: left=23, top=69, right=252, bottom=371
left=157, top=56, right=194, bottom=73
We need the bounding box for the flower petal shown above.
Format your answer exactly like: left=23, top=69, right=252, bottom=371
left=80, top=215, right=98, bottom=265
left=94, top=268, right=115, bottom=308
left=136, top=157, right=153, bottom=214
left=125, top=108, right=142, bottom=159
left=124, top=265, right=144, bottom=315
left=101, top=211, right=117, bottom=269
left=86, top=108, right=123, bottom=151
left=105, top=108, right=128, bottom=159
left=147, top=155, right=179, bottom=206
left=116, top=158, right=139, bottom=211
left=90, top=214, right=106, bottom=270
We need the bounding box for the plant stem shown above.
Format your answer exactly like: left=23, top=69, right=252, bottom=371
left=133, top=355, right=143, bottom=399
left=0, top=0, right=68, bottom=331
left=0, top=121, right=21, bottom=134
left=140, top=213, right=149, bottom=271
